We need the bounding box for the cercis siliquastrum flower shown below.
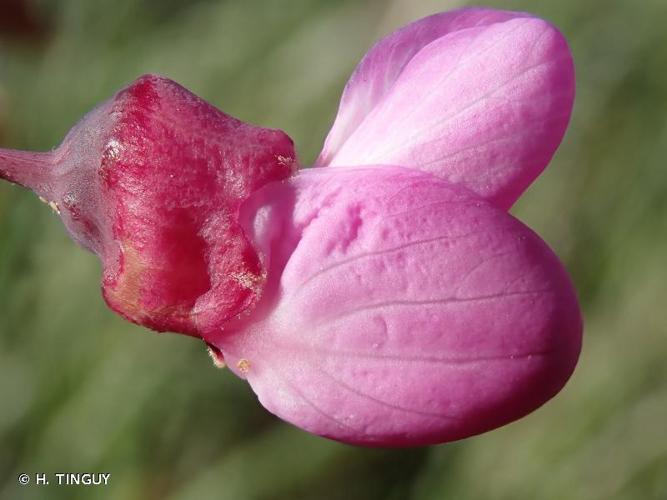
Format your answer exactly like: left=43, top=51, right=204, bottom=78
left=0, top=8, right=581, bottom=446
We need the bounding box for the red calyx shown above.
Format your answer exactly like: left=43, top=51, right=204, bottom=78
left=0, top=74, right=298, bottom=338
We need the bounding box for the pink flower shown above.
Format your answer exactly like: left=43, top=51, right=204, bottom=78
left=0, top=7, right=581, bottom=447
left=206, top=8, right=582, bottom=446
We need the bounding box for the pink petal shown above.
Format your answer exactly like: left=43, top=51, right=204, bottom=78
left=317, top=8, right=528, bottom=167
left=318, top=11, right=574, bottom=209
left=212, top=167, right=582, bottom=446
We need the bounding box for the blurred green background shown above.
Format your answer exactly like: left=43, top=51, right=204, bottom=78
left=1, top=0, right=666, bottom=499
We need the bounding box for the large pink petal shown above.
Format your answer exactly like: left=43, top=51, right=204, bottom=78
left=318, top=11, right=574, bottom=209
left=212, top=167, right=582, bottom=446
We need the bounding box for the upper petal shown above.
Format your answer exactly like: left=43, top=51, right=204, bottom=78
left=316, top=8, right=530, bottom=168
left=214, top=167, right=582, bottom=446
left=319, top=12, right=575, bottom=209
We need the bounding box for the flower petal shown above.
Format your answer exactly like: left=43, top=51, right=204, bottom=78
left=213, top=167, right=582, bottom=446
left=319, top=12, right=575, bottom=209
left=317, top=8, right=528, bottom=167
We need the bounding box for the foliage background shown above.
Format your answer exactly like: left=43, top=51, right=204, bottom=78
left=1, top=0, right=665, bottom=499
